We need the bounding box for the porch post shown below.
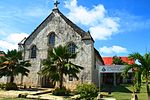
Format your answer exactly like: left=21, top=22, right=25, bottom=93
left=99, top=71, right=101, bottom=91
left=113, top=73, right=116, bottom=86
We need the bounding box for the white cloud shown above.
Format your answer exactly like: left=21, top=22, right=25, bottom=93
left=65, top=1, right=105, bottom=25
left=0, top=33, right=29, bottom=51
left=99, top=45, right=127, bottom=55
left=6, top=33, right=29, bottom=44
left=0, top=40, right=17, bottom=51
left=110, top=10, right=150, bottom=33
left=0, top=30, right=6, bottom=35
left=90, top=18, right=120, bottom=40
left=64, top=0, right=120, bottom=40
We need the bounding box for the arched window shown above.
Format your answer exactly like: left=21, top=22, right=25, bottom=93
left=49, top=33, right=55, bottom=47
left=68, top=43, right=76, bottom=53
left=69, top=75, right=73, bottom=81
left=31, top=45, right=36, bottom=58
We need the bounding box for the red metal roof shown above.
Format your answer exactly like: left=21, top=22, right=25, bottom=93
left=0, top=54, right=4, bottom=56
left=102, top=57, right=134, bottom=65
left=0, top=51, right=5, bottom=57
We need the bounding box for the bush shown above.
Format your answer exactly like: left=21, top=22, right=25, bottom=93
left=76, top=83, right=98, bottom=100
left=0, top=83, right=5, bottom=89
left=5, top=82, right=18, bottom=90
left=52, top=87, right=71, bottom=96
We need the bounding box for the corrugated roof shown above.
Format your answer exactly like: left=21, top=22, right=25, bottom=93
left=102, top=57, right=134, bottom=65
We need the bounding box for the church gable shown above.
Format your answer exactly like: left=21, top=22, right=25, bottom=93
left=24, top=8, right=94, bottom=47
left=24, top=9, right=86, bottom=44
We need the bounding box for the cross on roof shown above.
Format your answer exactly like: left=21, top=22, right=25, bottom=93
left=54, top=0, right=60, bottom=9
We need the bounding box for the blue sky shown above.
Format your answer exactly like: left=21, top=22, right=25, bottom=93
left=0, top=0, right=150, bottom=57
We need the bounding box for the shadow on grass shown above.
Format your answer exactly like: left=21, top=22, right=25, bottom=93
left=101, top=84, right=132, bottom=93
left=19, top=88, right=46, bottom=91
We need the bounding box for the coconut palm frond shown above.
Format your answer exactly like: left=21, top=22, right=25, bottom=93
left=40, top=45, right=83, bottom=89
left=122, top=65, right=132, bottom=77
left=0, top=49, right=31, bottom=83
left=125, top=52, right=150, bottom=94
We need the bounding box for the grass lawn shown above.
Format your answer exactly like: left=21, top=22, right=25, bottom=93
left=0, top=84, right=148, bottom=100
left=101, top=84, right=147, bottom=100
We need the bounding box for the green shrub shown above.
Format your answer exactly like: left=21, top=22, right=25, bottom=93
left=18, top=93, right=28, bottom=98
left=52, top=87, right=71, bottom=96
left=0, top=83, right=5, bottom=89
left=5, top=82, right=18, bottom=90
left=76, top=83, right=98, bottom=100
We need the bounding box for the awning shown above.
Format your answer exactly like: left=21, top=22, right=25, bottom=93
left=98, top=65, right=132, bottom=73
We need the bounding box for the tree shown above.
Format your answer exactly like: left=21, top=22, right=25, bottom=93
left=122, top=53, right=150, bottom=99
left=40, top=45, right=83, bottom=89
left=0, top=49, right=31, bottom=83
left=112, top=56, right=126, bottom=65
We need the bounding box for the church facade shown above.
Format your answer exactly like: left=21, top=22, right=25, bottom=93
left=15, top=5, right=104, bottom=88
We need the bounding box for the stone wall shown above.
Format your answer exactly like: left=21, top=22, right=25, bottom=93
left=92, top=52, right=104, bottom=87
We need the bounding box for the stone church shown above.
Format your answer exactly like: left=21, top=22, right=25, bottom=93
left=7, top=2, right=104, bottom=88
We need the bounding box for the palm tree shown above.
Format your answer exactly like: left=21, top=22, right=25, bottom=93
left=0, top=50, right=31, bottom=83
left=122, top=53, right=150, bottom=99
left=40, top=45, right=83, bottom=89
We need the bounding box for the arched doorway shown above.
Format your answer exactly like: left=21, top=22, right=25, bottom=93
left=41, top=76, right=55, bottom=88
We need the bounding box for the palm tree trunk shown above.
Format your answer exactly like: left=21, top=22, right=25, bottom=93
left=146, top=78, right=150, bottom=100
left=59, top=71, right=63, bottom=89
left=10, top=76, right=14, bottom=83
left=20, top=75, right=23, bottom=85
